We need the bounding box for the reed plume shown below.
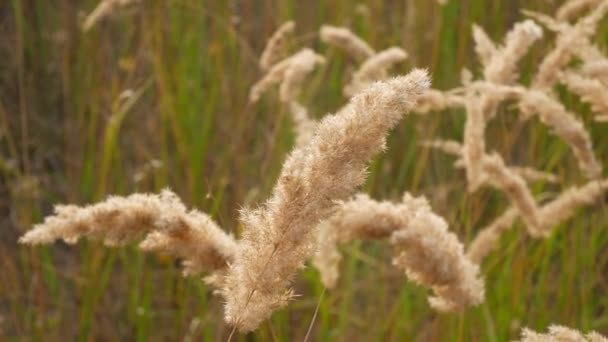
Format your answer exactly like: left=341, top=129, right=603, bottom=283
left=462, top=93, right=486, bottom=192
left=467, top=179, right=608, bottom=263
left=222, top=70, right=430, bottom=331
left=466, top=208, right=519, bottom=264
left=19, top=190, right=237, bottom=277
left=82, top=0, right=138, bottom=32
left=249, top=48, right=324, bottom=103
left=519, top=89, right=602, bottom=179
left=483, top=20, right=543, bottom=85
left=414, top=90, right=465, bottom=113
left=560, top=70, right=608, bottom=115
left=279, top=50, right=326, bottom=102
left=557, top=0, right=603, bottom=21
left=422, top=140, right=558, bottom=184
left=482, top=153, right=542, bottom=234
left=319, top=25, right=375, bottom=62
left=344, top=47, right=408, bottom=96
left=313, top=193, right=484, bottom=311
left=532, top=0, right=608, bottom=90
left=519, top=325, right=607, bottom=342
left=390, top=194, right=484, bottom=311
left=259, top=21, right=296, bottom=71
left=472, top=25, right=497, bottom=68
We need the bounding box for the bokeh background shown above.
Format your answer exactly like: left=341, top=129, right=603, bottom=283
left=1, top=0, right=607, bottom=340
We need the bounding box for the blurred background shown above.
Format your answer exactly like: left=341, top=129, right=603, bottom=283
left=1, top=0, right=607, bottom=340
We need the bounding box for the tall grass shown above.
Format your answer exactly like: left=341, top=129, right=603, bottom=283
left=1, top=0, right=607, bottom=340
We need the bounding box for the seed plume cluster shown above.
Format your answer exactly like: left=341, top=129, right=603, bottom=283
left=518, top=325, right=607, bottom=342
left=417, top=2, right=608, bottom=266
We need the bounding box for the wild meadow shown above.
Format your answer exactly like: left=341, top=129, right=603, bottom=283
left=2, top=0, right=608, bottom=341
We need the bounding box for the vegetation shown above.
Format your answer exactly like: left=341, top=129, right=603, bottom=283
left=2, top=0, right=608, bottom=340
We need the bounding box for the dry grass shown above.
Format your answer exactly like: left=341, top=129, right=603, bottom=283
left=3, top=0, right=608, bottom=340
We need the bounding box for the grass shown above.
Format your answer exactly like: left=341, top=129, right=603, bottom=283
left=1, top=0, right=607, bottom=340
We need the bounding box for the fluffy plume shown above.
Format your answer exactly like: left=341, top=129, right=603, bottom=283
left=484, top=20, right=543, bottom=85
left=537, top=179, right=608, bottom=235
left=249, top=56, right=293, bottom=103
left=463, top=94, right=487, bottom=192
left=222, top=70, right=430, bottom=331
left=580, top=60, right=608, bottom=85
left=344, top=47, right=408, bottom=96
left=313, top=193, right=418, bottom=289
left=20, top=190, right=237, bottom=277
left=519, top=90, right=602, bottom=179
left=259, top=21, right=296, bottom=71
left=468, top=179, right=608, bottom=263
left=279, top=50, right=326, bottom=102
left=390, top=195, right=485, bottom=311
left=532, top=1, right=608, bottom=90
left=82, top=0, right=139, bottom=32
left=249, top=48, right=325, bottom=103
left=422, top=139, right=558, bottom=184
left=474, top=81, right=602, bottom=179
left=319, top=25, right=375, bottom=62
left=314, top=193, right=484, bottom=311
left=466, top=208, right=519, bottom=264
left=519, top=325, right=607, bottom=342
left=472, top=24, right=497, bottom=67
left=482, top=153, right=542, bottom=235
left=560, top=71, right=608, bottom=115
left=288, top=102, right=318, bottom=148
left=556, top=0, right=603, bottom=21
left=414, top=89, right=465, bottom=113
left=596, top=114, right=608, bottom=122
left=509, top=166, right=558, bottom=184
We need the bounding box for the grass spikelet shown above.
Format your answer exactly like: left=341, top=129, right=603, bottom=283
left=279, top=49, right=326, bottom=102
left=249, top=56, right=293, bottom=103
left=466, top=208, right=519, bottom=264
left=413, top=89, right=465, bottom=113
left=468, top=179, right=608, bottom=262
left=259, top=21, right=296, bottom=71
left=344, top=47, right=408, bottom=96
left=556, top=0, right=603, bottom=21
left=519, top=90, right=602, bottom=179
left=484, top=20, right=543, bottom=84
left=580, top=59, right=608, bottom=85
left=319, top=25, right=375, bottom=62
left=482, top=153, right=542, bottom=235
left=463, top=94, right=487, bottom=192
left=313, top=193, right=485, bottom=312
left=82, top=0, right=138, bottom=32
left=519, top=325, right=607, bottom=341
left=249, top=48, right=325, bottom=103
left=472, top=24, right=497, bottom=67
left=560, top=70, right=608, bottom=115
left=221, top=70, right=430, bottom=332
left=422, top=139, right=558, bottom=184
left=533, top=0, right=608, bottom=89
left=288, top=101, right=318, bottom=148
left=19, top=189, right=237, bottom=277
left=537, top=179, right=608, bottom=235
left=390, top=194, right=485, bottom=311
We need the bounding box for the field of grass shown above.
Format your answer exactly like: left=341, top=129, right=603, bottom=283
left=1, top=0, right=608, bottom=340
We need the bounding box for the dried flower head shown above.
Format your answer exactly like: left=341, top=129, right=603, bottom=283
left=222, top=70, right=430, bottom=331
left=319, top=25, right=375, bottom=62
left=259, top=21, right=296, bottom=71
left=20, top=189, right=237, bottom=277
left=519, top=325, right=607, bottom=342
left=313, top=193, right=485, bottom=312
left=344, top=47, right=408, bottom=96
